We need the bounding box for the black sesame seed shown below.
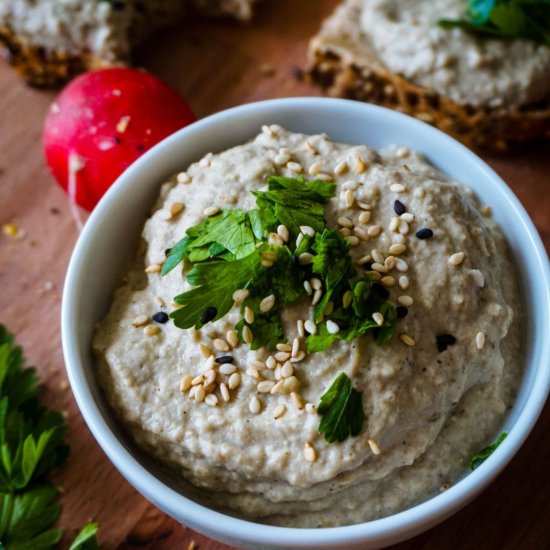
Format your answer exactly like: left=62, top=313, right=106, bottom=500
left=396, top=306, right=409, bottom=319
left=333, top=318, right=349, bottom=330
left=416, top=228, right=434, bottom=240
left=165, top=247, right=172, bottom=256
left=216, top=355, right=234, bottom=364
left=372, top=284, right=390, bottom=300
left=152, top=311, right=169, bottom=324
left=394, top=200, right=406, bottom=215
left=201, top=306, right=217, bottom=324
left=436, top=334, right=456, bottom=353
left=363, top=261, right=373, bottom=271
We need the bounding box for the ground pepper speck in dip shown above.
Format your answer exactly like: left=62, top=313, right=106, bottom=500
left=93, top=126, right=523, bottom=527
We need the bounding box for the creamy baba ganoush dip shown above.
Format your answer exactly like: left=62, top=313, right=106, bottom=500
left=94, top=125, right=522, bottom=527
left=360, top=0, right=550, bottom=109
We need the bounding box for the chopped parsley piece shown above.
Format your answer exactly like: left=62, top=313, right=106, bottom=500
left=164, top=175, right=396, bottom=352
left=317, top=373, right=364, bottom=443
left=469, top=432, right=507, bottom=470
left=439, top=0, right=550, bottom=46
left=0, top=325, right=99, bottom=549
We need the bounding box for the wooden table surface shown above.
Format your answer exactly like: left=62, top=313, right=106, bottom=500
left=1, top=1, right=549, bottom=548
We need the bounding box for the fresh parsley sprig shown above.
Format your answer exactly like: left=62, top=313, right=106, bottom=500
left=438, top=0, right=550, bottom=46
left=469, top=432, right=507, bottom=470
left=0, top=326, right=98, bottom=549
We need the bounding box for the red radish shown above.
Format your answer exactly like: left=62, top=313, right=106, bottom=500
left=43, top=68, right=195, bottom=211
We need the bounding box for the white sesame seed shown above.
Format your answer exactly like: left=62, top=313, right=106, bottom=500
left=371, top=263, right=387, bottom=273
left=308, top=161, right=323, bottom=176
left=297, top=319, right=305, bottom=338
left=481, top=205, right=492, bottom=217
left=476, top=331, right=486, bottom=350
left=305, top=140, right=317, bottom=154
left=242, top=326, right=253, bottom=344
left=274, top=153, right=291, bottom=165
left=389, top=216, right=400, bottom=232
left=268, top=232, right=284, bottom=246
left=291, top=392, right=304, bottom=410
left=158, top=209, right=172, bottom=221
left=169, top=202, right=185, bottom=216
left=389, top=243, right=407, bottom=255
left=300, top=225, right=316, bottom=237
left=354, top=156, right=367, bottom=174
left=290, top=351, right=306, bottom=363
left=188, top=386, right=198, bottom=400
left=273, top=404, right=287, bottom=419
left=226, top=330, right=238, bottom=348
left=292, top=337, right=300, bottom=357
left=179, top=375, right=192, bottom=393
left=358, top=211, right=371, bottom=224
left=246, top=367, right=260, bottom=380
left=276, top=343, right=292, bottom=352
left=335, top=162, right=349, bottom=176
left=344, top=189, right=355, bottom=208
left=271, top=380, right=285, bottom=394
left=391, top=183, right=406, bottom=193
left=385, top=256, right=396, bottom=270
left=356, top=254, right=372, bottom=266
left=342, top=180, right=358, bottom=191
left=367, top=225, right=382, bottom=237
left=232, top=288, right=250, bottom=303
left=357, top=201, right=371, bottom=210
left=262, top=124, right=274, bottom=137
left=252, top=360, right=266, bottom=369
left=258, top=380, right=276, bottom=393
left=371, top=249, right=384, bottom=264
left=266, top=356, right=276, bottom=369
left=304, top=320, right=317, bottom=335
left=304, top=442, right=317, bottom=463
left=204, top=355, right=216, bottom=371
left=203, top=206, right=220, bottom=217
left=449, top=252, right=465, bottom=266
left=400, top=333, right=416, bottom=347
left=298, top=253, right=314, bottom=265
left=354, top=226, right=370, bottom=241
left=213, top=338, right=229, bottom=352
left=219, top=364, right=236, bottom=375
left=368, top=439, right=381, bottom=455
left=470, top=269, right=485, bottom=287
left=346, top=236, right=360, bottom=246
left=191, top=374, right=205, bottom=386
left=381, top=276, right=396, bottom=287
left=277, top=225, right=289, bottom=242
left=177, top=172, right=191, bottom=184
left=398, top=295, right=414, bottom=306
left=195, top=386, right=206, bottom=402
left=132, top=315, right=149, bottom=327
left=326, top=320, right=340, bottom=334
left=249, top=396, right=261, bottom=414
left=284, top=376, right=301, bottom=392
left=398, top=220, right=410, bottom=235
left=303, top=280, right=313, bottom=296
left=296, top=233, right=304, bottom=247
left=401, top=212, right=415, bottom=223
left=339, top=227, right=352, bottom=237
left=309, top=278, right=321, bottom=290
left=399, top=275, right=410, bottom=290
left=396, top=258, right=409, bottom=272
left=274, top=365, right=282, bottom=381
left=220, top=383, right=230, bottom=402
left=287, top=161, right=303, bottom=173
left=312, top=289, right=323, bottom=306
left=274, top=351, right=291, bottom=362
left=281, top=361, right=294, bottom=378
left=143, top=325, right=160, bottom=336
left=244, top=306, right=255, bottom=324
left=372, top=312, right=384, bottom=326
left=145, top=264, right=162, bottom=274
left=228, top=372, right=241, bottom=389
left=337, top=216, right=354, bottom=228
left=204, top=370, right=216, bottom=387
left=305, top=403, right=317, bottom=414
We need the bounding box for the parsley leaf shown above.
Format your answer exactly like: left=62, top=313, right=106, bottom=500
left=439, top=0, right=550, bottom=46
left=469, top=432, right=507, bottom=470
left=68, top=523, right=99, bottom=550
left=317, top=373, right=364, bottom=443
left=0, top=326, right=99, bottom=550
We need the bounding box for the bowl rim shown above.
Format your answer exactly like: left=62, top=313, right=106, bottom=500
left=62, top=97, right=550, bottom=547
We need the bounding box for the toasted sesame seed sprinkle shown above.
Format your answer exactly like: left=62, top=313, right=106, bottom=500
left=305, top=140, right=318, bottom=154
left=219, top=364, right=237, bottom=375
left=371, top=262, right=387, bottom=273
left=276, top=225, right=290, bottom=243
left=344, top=189, right=355, bottom=208
left=335, top=161, right=349, bottom=176
left=367, top=225, right=382, bottom=237
left=132, top=315, right=149, bottom=327
left=470, top=269, right=485, bottom=287
left=275, top=153, right=291, bottom=165
left=312, top=289, right=323, bottom=306
left=337, top=216, right=354, bottom=228
left=249, top=396, right=261, bottom=414
left=400, top=333, right=416, bottom=347
left=258, top=380, right=276, bottom=393
left=179, top=375, right=192, bottom=393
left=391, top=183, right=406, bottom=193
left=300, top=225, right=316, bottom=238
left=281, top=361, right=294, bottom=378
left=395, top=258, right=409, bottom=272
left=219, top=383, right=230, bottom=402
left=204, top=355, right=216, bottom=371
left=298, top=253, right=314, bottom=265
left=199, top=343, right=212, bottom=358
left=260, top=294, right=276, bottom=312
left=398, top=220, right=410, bottom=235
left=177, top=172, right=191, bottom=184
left=226, top=330, right=239, bottom=348
left=143, top=325, right=160, bottom=336
left=389, top=243, right=407, bottom=255
left=145, top=264, right=161, bottom=274
left=389, top=216, right=400, bottom=232
left=268, top=232, right=284, bottom=246
left=371, top=249, right=384, bottom=264
left=399, top=275, right=410, bottom=290
left=309, top=161, right=322, bottom=176
left=381, top=276, right=396, bottom=287
left=339, top=227, right=352, bottom=237
left=244, top=306, right=255, bottom=324
left=368, top=439, right=381, bottom=455
left=291, top=392, right=304, bottom=410
left=232, top=288, right=250, bottom=303
left=401, top=213, right=415, bottom=223
left=356, top=254, right=372, bottom=266
left=297, top=319, right=305, bottom=338
left=309, top=278, right=321, bottom=290
left=242, top=325, right=253, bottom=344
left=358, top=211, right=371, bottom=224
left=366, top=270, right=382, bottom=281
left=287, top=161, right=303, bottom=173
left=304, top=320, right=317, bottom=335
left=357, top=201, right=371, bottom=210
left=204, top=370, right=216, bottom=386
left=273, top=404, right=287, bottom=419
left=213, top=338, right=230, bottom=352
left=372, top=312, right=384, bottom=326
left=203, top=206, right=220, bottom=217
left=191, top=374, right=205, bottom=386
left=291, top=337, right=300, bottom=357
left=252, top=360, right=266, bottom=370
left=481, top=205, right=492, bottom=217
left=228, top=372, right=241, bottom=389
left=262, top=124, right=274, bottom=137
left=476, top=331, right=486, bottom=350
left=276, top=344, right=291, bottom=353
left=296, top=233, right=304, bottom=247
left=346, top=235, right=360, bottom=246
left=274, top=351, right=291, bottom=362
left=246, top=367, right=260, bottom=380
left=304, top=442, right=317, bottom=463
left=449, top=252, right=465, bottom=266
left=354, top=156, right=367, bottom=174
left=271, top=380, right=285, bottom=394
left=169, top=202, right=185, bottom=216
left=342, top=180, right=358, bottom=191
left=384, top=256, right=396, bottom=270
left=326, top=320, right=340, bottom=334
left=398, top=295, right=414, bottom=306
left=195, top=386, right=206, bottom=402
left=266, top=356, right=276, bottom=369
left=290, top=351, right=306, bottom=363
left=303, top=280, right=312, bottom=296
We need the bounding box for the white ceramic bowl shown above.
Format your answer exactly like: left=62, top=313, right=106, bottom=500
left=62, top=98, right=550, bottom=550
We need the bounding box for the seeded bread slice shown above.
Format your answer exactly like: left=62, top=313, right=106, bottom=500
left=307, top=0, right=550, bottom=151
left=0, top=0, right=259, bottom=88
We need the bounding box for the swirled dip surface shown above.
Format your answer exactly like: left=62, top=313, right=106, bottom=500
left=94, top=126, right=522, bottom=526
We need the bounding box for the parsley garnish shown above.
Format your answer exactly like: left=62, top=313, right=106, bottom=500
left=0, top=325, right=99, bottom=549
left=469, top=432, right=507, bottom=470
left=439, top=0, right=550, bottom=46
left=317, top=373, right=364, bottom=443
left=163, top=175, right=396, bottom=352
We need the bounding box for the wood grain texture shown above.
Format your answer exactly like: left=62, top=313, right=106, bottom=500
left=0, top=0, right=548, bottom=548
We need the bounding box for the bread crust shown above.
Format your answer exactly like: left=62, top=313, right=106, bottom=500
left=307, top=2, right=550, bottom=151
